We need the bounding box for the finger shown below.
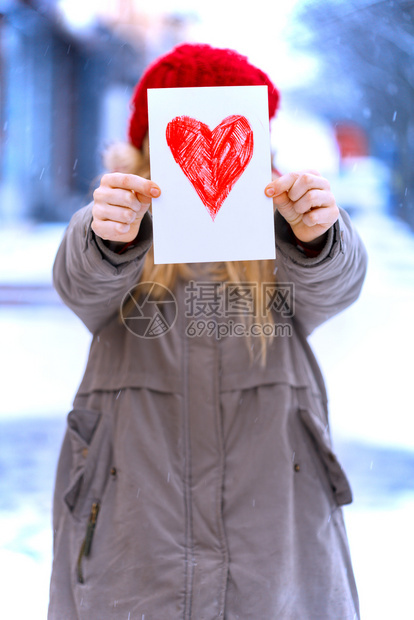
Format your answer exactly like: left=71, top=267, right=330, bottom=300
left=287, top=173, right=330, bottom=203
left=94, top=186, right=143, bottom=213
left=101, top=173, right=161, bottom=201
left=265, top=169, right=322, bottom=198
left=272, top=190, right=291, bottom=209
left=265, top=172, right=299, bottom=198
left=91, top=217, right=136, bottom=241
left=290, top=189, right=336, bottom=215
left=93, top=203, right=142, bottom=226
left=301, top=204, right=339, bottom=228
left=274, top=200, right=304, bottom=229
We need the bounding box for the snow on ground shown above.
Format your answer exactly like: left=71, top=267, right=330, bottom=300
left=1, top=208, right=414, bottom=619
left=0, top=416, right=66, bottom=620
left=0, top=305, right=90, bottom=419
left=346, top=496, right=414, bottom=620
left=0, top=222, right=67, bottom=285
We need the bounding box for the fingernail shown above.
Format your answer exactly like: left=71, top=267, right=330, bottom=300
left=265, top=187, right=275, bottom=197
left=150, top=187, right=160, bottom=197
left=117, top=223, right=130, bottom=233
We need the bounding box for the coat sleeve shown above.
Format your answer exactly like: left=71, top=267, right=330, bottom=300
left=274, top=207, right=368, bottom=336
left=52, top=204, right=153, bottom=334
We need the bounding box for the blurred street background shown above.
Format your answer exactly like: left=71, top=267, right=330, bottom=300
left=1, top=1, right=414, bottom=618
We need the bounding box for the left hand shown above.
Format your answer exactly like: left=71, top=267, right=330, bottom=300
left=265, top=170, right=339, bottom=244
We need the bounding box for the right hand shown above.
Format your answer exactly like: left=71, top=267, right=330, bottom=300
left=91, top=173, right=161, bottom=243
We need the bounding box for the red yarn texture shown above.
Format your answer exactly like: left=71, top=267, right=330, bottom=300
left=128, top=43, right=280, bottom=150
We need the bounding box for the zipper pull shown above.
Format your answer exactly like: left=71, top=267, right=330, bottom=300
left=83, top=501, right=100, bottom=557
left=76, top=501, right=100, bottom=583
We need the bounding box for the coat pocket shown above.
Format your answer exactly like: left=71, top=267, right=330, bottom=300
left=298, top=408, right=353, bottom=506
left=63, top=408, right=113, bottom=521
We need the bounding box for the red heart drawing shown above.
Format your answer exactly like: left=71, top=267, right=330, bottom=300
left=166, top=115, right=254, bottom=221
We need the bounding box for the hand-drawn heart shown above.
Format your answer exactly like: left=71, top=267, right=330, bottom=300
left=166, top=115, right=254, bottom=221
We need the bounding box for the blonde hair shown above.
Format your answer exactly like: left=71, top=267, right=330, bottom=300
left=103, top=140, right=277, bottom=363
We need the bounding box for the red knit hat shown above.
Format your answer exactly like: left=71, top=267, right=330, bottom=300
left=128, top=43, right=280, bottom=150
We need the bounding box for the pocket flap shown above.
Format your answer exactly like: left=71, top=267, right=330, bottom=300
left=64, top=408, right=112, bottom=518
left=299, top=408, right=353, bottom=506
left=67, top=408, right=101, bottom=446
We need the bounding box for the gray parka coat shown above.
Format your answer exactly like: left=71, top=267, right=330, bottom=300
left=49, top=204, right=367, bottom=620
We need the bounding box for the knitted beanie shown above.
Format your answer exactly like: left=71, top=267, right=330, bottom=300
left=128, top=43, right=280, bottom=150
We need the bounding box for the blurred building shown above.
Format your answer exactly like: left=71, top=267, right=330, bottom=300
left=0, top=0, right=189, bottom=222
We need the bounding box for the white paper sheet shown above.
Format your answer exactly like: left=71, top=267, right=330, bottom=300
left=148, top=86, right=275, bottom=264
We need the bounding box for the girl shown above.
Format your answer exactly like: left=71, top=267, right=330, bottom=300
left=49, top=43, right=367, bottom=619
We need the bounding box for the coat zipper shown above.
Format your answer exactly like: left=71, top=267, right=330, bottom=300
left=76, top=501, right=100, bottom=584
